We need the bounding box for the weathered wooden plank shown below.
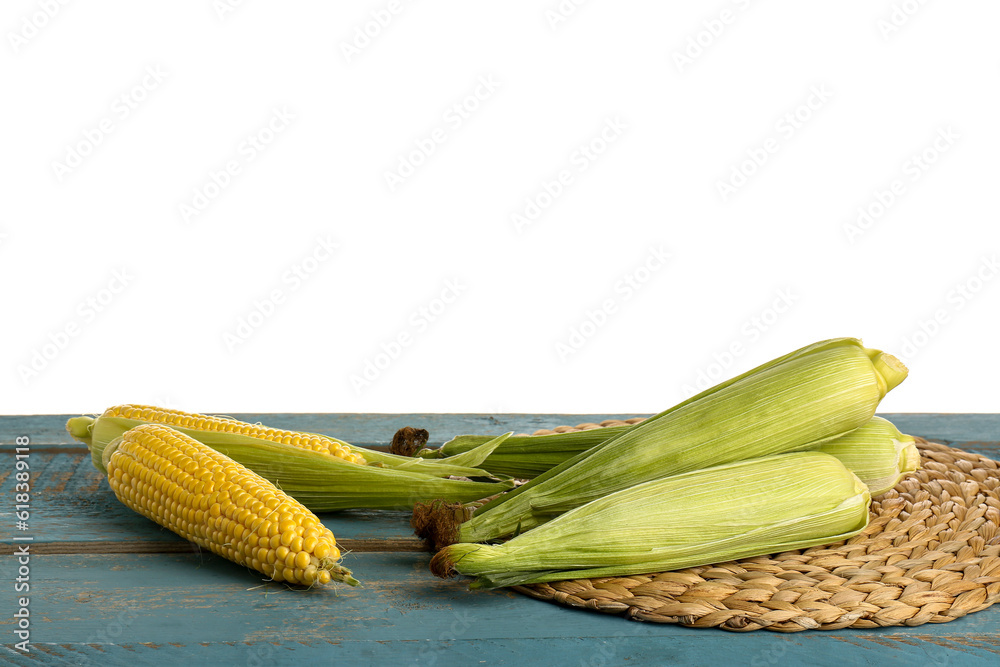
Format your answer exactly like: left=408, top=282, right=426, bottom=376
left=0, top=552, right=996, bottom=665
left=2, top=415, right=996, bottom=548
left=1, top=414, right=997, bottom=664
left=0, top=413, right=640, bottom=447
left=0, top=539, right=428, bottom=556
left=882, top=413, right=999, bottom=457
left=2, top=413, right=997, bottom=456
left=4, top=634, right=998, bottom=667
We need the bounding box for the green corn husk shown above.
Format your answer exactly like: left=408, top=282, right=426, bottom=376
left=67, top=413, right=514, bottom=512
left=440, top=415, right=922, bottom=492
left=437, top=425, right=634, bottom=479
left=814, top=416, right=920, bottom=497
left=67, top=413, right=506, bottom=479
left=431, top=451, right=871, bottom=589
left=443, top=338, right=906, bottom=545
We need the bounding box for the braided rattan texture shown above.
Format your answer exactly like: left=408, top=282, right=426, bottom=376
left=511, top=420, right=1000, bottom=632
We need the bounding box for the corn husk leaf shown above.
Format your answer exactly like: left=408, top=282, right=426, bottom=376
left=434, top=451, right=871, bottom=588
left=438, top=426, right=633, bottom=478
left=440, top=415, right=922, bottom=495
left=815, top=416, right=920, bottom=496
left=455, top=338, right=906, bottom=543
left=69, top=415, right=514, bottom=511
left=70, top=415, right=508, bottom=480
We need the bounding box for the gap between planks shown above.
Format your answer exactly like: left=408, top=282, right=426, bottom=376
left=0, top=538, right=429, bottom=556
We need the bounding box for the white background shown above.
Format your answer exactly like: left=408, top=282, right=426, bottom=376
left=2, top=1, right=998, bottom=416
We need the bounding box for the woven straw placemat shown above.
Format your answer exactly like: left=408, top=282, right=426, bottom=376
left=508, top=419, right=1000, bottom=632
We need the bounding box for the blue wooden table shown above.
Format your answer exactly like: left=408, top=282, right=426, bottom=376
left=2, top=413, right=998, bottom=666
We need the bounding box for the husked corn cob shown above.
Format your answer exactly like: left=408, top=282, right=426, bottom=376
left=432, top=451, right=871, bottom=589
left=68, top=407, right=514, bottom=512
left=101, top=404, right=367, bottom=464
left=68, top=405, right=501, bottom=479
left=430, top=338, right=906, bottom=545
left=815, top=416, right=920, bottom=496
left=105, top=424, right=358, bottom=586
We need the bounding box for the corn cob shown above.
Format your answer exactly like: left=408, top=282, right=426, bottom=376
left=105, top=424, right=358, bottom=586
left=815, top=416, right=919, bottom=496
left=433, top=338, right=905, bottom=545
left=68, top=407, right=515, bottom=512
left=432, top=451, right=871, bottom=589
left=92, top=404, right=368, bottom=464
left=438, top=416, right=921, bottom=490
left=68, top=405, right=512, bottom=479
left=68, top=405, right=504, bottom=477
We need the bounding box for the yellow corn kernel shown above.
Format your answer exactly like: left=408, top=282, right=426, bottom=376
left=104, top=424, right=357, bottom=587
left=68, top=405, right=517, bottom=513
left=100, top=404, right=366, bottom=466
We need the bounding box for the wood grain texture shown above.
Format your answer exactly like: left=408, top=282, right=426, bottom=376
left=5, top=635, right=1000, bottom=667
left=1, top=552, right=997, bottom=666
left=0, top=413, right=997, bottom=665
left=2, top=414, right=995, bottom=549
left=0, top=539, right=428, bottom=555
left=0, top=413, right=641, bottom=447
left=2, top=412, right=997, bottom=456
